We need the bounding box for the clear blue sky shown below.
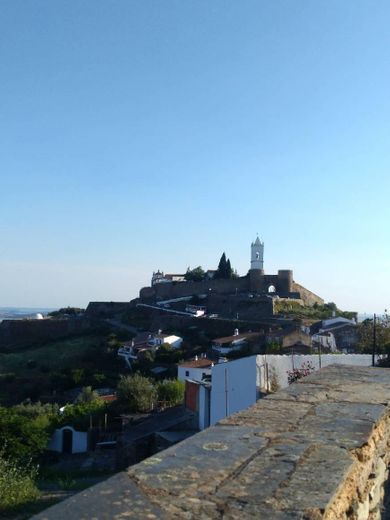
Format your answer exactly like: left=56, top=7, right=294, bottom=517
left=1, top=1, right=389, bottom=313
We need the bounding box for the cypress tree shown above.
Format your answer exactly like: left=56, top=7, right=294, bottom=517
left=216, top=253, right=227, bottom=278
left=226, top=258, right=232, bottom=279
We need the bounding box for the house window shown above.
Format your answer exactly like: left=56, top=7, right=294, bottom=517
left=185, top=371, right=189, bottom=377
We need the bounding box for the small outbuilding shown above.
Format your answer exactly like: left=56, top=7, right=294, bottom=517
left=48, top=426, right=88, bottom=454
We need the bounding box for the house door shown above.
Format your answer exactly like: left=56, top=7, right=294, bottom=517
left=62, top=429, right=73, bottom=454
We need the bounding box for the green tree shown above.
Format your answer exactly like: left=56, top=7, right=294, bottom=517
left=57, top=400, right=106, bottom=430
left=357, top=313, right=390, bottom=354
left=226, top=258, right=233, bottom=278
left=185, top=266, right=205, bottom=282
left=157, top=380, right=185, bottom=406
left=75, top=386, right=99, bottom=404
left=216, top=252, right=228, bottom=278
left=48, top=307, right=84, bottom=317
left=117, top=374, right=157, bottom=412
left=215, top=252, right=235, bottom=279
left=0, top=407, right=50, bottom=462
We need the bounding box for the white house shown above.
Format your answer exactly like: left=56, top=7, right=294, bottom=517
left=155, top=334, right=183, bottom=349
left=178, top=356, right=214, bottom=383
left=118, top=331, right=183, bottom=368
left=48, top=426, right=88, bottom=454
left=183, top=356, right=257, bottom=430
left=212, top=329, right=262, bottom=356
left=151, top=271, right=186, bottom=286
left=312, top=330, right=337, bottom=352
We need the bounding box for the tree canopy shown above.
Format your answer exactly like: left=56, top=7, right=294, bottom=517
left=117, top=374, right=157, bottom=413
left=185, top=266, right=205, bottom=282
left=215, top=252, right=235, bottom=279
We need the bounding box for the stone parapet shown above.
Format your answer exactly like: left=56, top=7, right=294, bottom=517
left=33, top=365, right=390, bottom=519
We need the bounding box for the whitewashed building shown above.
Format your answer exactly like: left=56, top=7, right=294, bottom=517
left=48, top=426, right=88, bottom=454
left=183, top=356, right=257, bottom=430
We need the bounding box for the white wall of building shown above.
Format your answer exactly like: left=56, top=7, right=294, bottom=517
left=210, top=356, right=257, bottom=426
left=256, top=354, right=377, bottom=391
left=198, top=385, right=210, bottom=430
left=178, top=365, right=212, bottom=383
left=163, top=335, right=183, bottom=349
left=48, top=426, right=88, bottom=454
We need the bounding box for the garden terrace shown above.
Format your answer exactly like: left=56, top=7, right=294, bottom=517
left=34, top=365, right=390, bottom=519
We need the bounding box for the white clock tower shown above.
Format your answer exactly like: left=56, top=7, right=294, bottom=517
left=251, top=236, right=264, bottom=270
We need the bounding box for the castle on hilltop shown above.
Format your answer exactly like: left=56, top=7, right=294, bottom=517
left=139, top=238, right=323, bottom=311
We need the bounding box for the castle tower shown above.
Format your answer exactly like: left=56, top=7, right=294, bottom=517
left=251, top=236, right=264, bottom=270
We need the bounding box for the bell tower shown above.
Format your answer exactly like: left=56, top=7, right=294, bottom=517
left=251, top=236, right=264, bottom=270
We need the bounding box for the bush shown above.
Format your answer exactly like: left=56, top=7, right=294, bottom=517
left=0, top=407, right=50, bottom=462
left=75, top=386, right=99, bottom=403
left=56, top=400, right=106, bottom=430
left=0, top=452, right=39, bottom=512
left=157, top=380, right=185, bottom=406
left=117, top=374, right=156, bottom=412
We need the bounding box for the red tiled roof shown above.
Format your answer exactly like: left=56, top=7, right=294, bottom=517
left=213, top=332, right=262, bottom=345
left=179, top=359, right=214, bottom=369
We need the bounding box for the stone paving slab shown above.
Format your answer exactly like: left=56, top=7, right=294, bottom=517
left=33, top=365, right=390, bottom=520
left=33, top=472, right=165, bottom=520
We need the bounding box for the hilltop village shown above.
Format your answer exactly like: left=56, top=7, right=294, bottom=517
left=0, top=238, right=380, bottom=516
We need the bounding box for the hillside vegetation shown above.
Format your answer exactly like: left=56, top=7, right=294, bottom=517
left=274, top=300, right=356, bottom=321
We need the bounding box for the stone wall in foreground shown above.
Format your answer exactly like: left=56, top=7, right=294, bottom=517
left=34, top=365, right=390, bottom=519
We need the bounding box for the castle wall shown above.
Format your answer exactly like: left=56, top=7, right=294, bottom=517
left=86, top=302, right=131, bottom=318
left=249, top=269, right=293, bottom=295
left=292, top=282, right=324, bottom=306
left=0, top=317, right=94, bottom=350
left=141, top=276, right=250, bottom=301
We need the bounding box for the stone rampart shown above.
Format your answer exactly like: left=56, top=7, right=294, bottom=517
left=142, top=276, right=250, bottom=301
left=85, top=301, right=131, bottom=318
left=34, top=365, right=390, bottom=519
left=292, top=281, right=324, bottom=306
left=0, top=317, right=94, bottom=350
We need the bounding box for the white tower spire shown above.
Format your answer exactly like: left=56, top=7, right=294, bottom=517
left=250, top=235, right=264, bottom=270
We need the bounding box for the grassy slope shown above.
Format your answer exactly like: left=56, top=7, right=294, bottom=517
left=0, top=336, right=101, bottom=374
left=0, top=334, right=126, bottom=405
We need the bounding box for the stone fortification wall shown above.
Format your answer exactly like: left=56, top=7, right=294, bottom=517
left=85, top=301, right=131, bottom=318
left=0, top=317, right=94, bottom=350
left=292, top=281, right=324, bottom=306
left=34, top=365, right=390, bottom=519
left=140, top=276, right=250, bottom=301
left=206, top=293, right=274, bottom=320
left=140, top=271, right=322, bottom=308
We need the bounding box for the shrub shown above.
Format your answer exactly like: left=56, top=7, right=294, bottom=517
left=75, top=386, right=99, bottom=404
left=0, top=407, right=50, bottom=462
left=157, top=380, right=185, bottom=406
left=0, top=452, right=39, bottom=512
left=117, top=374, right=156, bottom=412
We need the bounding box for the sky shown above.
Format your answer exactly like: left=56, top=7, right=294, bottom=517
left=0, top=1, right=389, bottom=313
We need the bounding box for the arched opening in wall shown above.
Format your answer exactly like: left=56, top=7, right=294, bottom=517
left=62, top=428, right=73, bottom=454
left=268, top=285, right=276, bottom=293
